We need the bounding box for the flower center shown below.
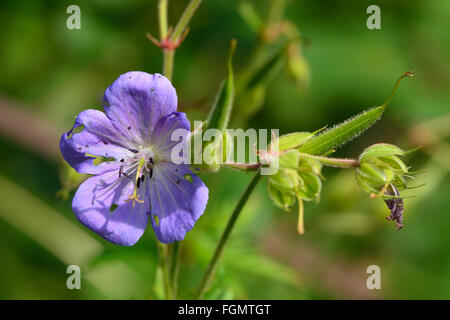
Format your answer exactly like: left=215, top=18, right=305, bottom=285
left=123, top=146, right=157, bottom=206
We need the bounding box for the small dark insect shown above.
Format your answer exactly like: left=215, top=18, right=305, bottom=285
left=130, top=149, right=139, bottom=154
left=120, top=159, right=124, bottom=162
left=150, top=167, right=153, bottom=179
left=384, top=184, right=404, bottom=230
left=176, top=179, right=180, bottom=185
left=127, top=126, right=131, bottom=130
left=103, top=141, right=108, bottom=145
left=141, top=174, right=145, bottom=183
left=149, top=157, right=154, bottom=164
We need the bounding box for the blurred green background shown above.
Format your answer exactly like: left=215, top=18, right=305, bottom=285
left=0, top=0, right=449, bottom=299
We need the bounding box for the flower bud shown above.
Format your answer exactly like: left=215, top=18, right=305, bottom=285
left=267, top=149, right=323, bottom=234
left=356, top=143, right=409, bottom=195
left=286, top=42, right=310, bottom=89
left=356, top=143, right=414, bottom=230
left=56, top=161, right=87, bottom=200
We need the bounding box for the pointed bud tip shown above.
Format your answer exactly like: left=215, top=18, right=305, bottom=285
left=403, top=71, right=414, bottom=78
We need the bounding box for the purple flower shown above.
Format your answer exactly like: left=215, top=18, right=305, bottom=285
left=60, top=72, right=208, bottom=246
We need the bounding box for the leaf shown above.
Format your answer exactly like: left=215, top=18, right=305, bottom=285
left=299, top=72, right=414, bottom=155
left=205, top=39, right=237, bottom=132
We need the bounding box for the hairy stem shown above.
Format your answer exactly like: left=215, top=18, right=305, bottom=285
left=170, top=0, right=202, bottom=42
left=194, top=171, right=262, bottom=299
left=156, top=241, right=172, bottom=299
left=163, top=49, right=175, bottom=81
left=158, top=0, right=169, bottom=39
left=169, top=241, right=181, bottom=299
left=299, top=152, right=359, bottom=168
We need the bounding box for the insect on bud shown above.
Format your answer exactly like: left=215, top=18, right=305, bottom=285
left=356, top=143, right=419, bottom=230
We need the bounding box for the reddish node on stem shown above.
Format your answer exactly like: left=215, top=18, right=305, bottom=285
left=146, top=27, right=190, bottom=51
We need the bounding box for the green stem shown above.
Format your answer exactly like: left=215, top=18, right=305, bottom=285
left=163, top=49, right=175, bottom=81
left=194, top=171, right=262, bottom=299
left=170, top=0, right=202, bottom=42
left=299, top=152, right=359, bottom=168
left=267, top=0, right=287, bottom=25
left=169, top=241, right=181, bottom=299
left=158, top=0, right=169, bottom=39
left=157, top=241, right=172, bottom=299
left=381, top=71, right=414, bottom=109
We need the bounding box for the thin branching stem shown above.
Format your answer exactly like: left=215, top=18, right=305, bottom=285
left=194, top=171, right=262, bottom=299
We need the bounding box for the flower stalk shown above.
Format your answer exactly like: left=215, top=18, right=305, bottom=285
left=194, top=171, right=262, bottom=299
left=156, top=241, right=172, bottom=299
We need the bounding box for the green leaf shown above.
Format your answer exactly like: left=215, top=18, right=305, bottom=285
left=205, top=39, right=237, bottom=132
left=299, top=72, right=414, bottom=156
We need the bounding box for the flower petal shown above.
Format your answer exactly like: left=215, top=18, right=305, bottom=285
left=60, top=109, right=134, bottom=174
left=147, top=162, right=208, bottom=243
left=152, top=112, right=191, bottom=161
left=103, top=72, right=177, bottom=144
left=72, top=170, right=150, bottom=246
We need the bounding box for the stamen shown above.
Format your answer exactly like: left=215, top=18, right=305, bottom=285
left=119, top=165, right=132, bottom=179
left=125, top=158, right=146, bottom=206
